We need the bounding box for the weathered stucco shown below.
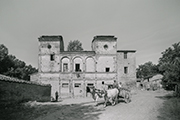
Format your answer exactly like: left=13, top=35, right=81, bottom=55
left=117, top=51, right=136, bottom=83
left=31, top=35, right=136, bottom=99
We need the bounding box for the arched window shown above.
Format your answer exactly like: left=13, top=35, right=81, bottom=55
left=86, top=57, right=95, bottom=72
left=61, top=57, right=70, bottom=72
left=73, top=57, right=83, bottom=72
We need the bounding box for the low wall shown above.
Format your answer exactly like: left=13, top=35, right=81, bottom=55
left=0, top=74, right=51, bottom=104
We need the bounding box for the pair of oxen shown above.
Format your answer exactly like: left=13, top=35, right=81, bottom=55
left=89, top=87, right=131, bottom=107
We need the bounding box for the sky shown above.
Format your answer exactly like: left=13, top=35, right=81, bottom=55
left=0, top=0, right=180, bottom=68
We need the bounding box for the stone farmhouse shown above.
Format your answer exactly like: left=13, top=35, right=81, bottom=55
left=30, top=35, right=136, bottom=99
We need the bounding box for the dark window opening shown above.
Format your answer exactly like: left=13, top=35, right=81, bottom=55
left=124, top=67, right=128, bottom=74
left=86, top=83, right=94, bottom=93
left=86, top=86, right=90, bottom=93
left=50, top=54, right=55, bottom=61
left=63, top=63, right=68, bottom=72
left=87, top=83, right=94, bottom=86
left=75, top=63, right=81, bottom=72
left=47, top=44, right=52, bottom=49
left=106, top=67, right=110, bottom=72
left=124, top=52, right=127, bottom=59
left=74, top=83, right=81, bottom=87
left=104, top=44, right=108, bottom=50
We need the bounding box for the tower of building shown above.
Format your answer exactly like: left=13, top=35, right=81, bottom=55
left=38, top=36, right=64, bottom=98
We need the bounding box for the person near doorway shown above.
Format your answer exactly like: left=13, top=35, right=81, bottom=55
left=55, top=91, right=58, bottom=102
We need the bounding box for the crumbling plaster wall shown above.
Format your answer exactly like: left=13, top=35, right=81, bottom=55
left=39, top=41, right=61, bottom=73
left=117, top=51, right=136, bottom=83
left=32, top=35, right=137, bottom=98
left=92, top=41, right=117, bottom=54
left=38, top=73, right=59, bottom=99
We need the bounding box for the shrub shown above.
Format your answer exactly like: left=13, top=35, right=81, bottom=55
left=123, top=80, right=137, bottom=90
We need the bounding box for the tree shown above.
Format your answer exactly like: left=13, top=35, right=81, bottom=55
left=0, top=44, right=8, bottom=61
left=0, top=44, right=9, bottom=73
left=67, top=40, right=83, bottom=51
left=158, top=42, right=180, bottom=83
left=0, top=44, right=38, bottom=80
left=136, top=61, right=159, bottom=79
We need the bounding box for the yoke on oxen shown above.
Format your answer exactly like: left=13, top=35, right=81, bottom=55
left=89, top=86, right=119, bottom=107
left=108, top=83, right=132, bottom=103
left=89, top=87, right=105, bottom=102
left=103, top=88, right=119, bottom=107
left=89, top=85, right=131, bottom=107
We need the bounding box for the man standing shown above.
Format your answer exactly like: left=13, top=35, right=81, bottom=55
left=55, top=91, right=58, bottom=102
left=101, top=81, right=108, bottom=92
left=113, top=80, right=119, bottom=89
left=118, top=82, right=122, bottom=88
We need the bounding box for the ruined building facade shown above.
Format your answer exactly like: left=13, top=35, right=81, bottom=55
left=30, top=35, right=136, bottom=99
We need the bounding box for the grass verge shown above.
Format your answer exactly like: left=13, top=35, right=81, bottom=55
left=158, top=93, right=180, bottom=120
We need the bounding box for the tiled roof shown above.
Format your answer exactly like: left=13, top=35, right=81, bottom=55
left=38, top=35, right=63, bottom=42
left=61, top=51, right=95, bottom=54
left=39, top=35, right=64, bottom=51
left=117, top=50, right=136, bottom=52
left=92, top=35, right=117, bottom=42
left=0, top=74, right=50, bottom=86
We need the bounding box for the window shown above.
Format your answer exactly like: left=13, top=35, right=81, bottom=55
left=50, top=54, right=55, bottom=61
left=105, top=67, right=110, bottom=72
left=87, top=83, right=94, bottom=87
left=47, top=44, right=52, bottom=49
left=124, top=67, right=128, bottom=74
left=124, top=52, right=127, bottom=59
left=75, top=63, right=81, bottom=72
left=63, top=63, right=68, bottom=72
left=74, top=83, right=81, bottom=88
left=104, top=44, right=108, bottom=50
left=62, top=83, right=69, bottom=88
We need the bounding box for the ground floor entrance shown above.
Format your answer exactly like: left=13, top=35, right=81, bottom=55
left=58, top=80, right=97, bottom=99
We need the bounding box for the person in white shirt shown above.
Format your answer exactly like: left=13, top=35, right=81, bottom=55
left=118, top=82, right=122, bottom=88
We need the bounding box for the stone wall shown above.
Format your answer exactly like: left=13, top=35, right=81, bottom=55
left=0, top=74, right=51, bottom=104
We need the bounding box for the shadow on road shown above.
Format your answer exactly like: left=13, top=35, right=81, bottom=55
left=95, top=98, right=127, bottom=107
left=1, top=97, right=131, bottom=120
left=0, top=101, right=105, bottom=120
left=155, top=93, right=174, bottom=100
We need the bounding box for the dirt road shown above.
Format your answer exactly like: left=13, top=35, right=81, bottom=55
left=98, top=90, right=167, bottom=120
left=33, top=89, right=169, bottom=120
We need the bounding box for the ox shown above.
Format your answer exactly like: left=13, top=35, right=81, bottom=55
left=89, top=87, right=105, bottom=104
left=104, top=88, right=119, bottom=107
left=89, top=87, right=119, bottom=107
left=118, top=88, right=131, bottom=103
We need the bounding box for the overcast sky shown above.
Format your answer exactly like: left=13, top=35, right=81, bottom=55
left=0, top=0, right=180, bottom=68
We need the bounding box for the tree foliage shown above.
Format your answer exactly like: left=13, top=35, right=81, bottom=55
left=0, top=44, right=38, bottom=80
left=136, top=61, right=159, bottom=79
left=0, top=44, right=8, bottom=61
left=67, top=40, right=83, bottom=51
left=158, top=42, right=180, bottom=83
